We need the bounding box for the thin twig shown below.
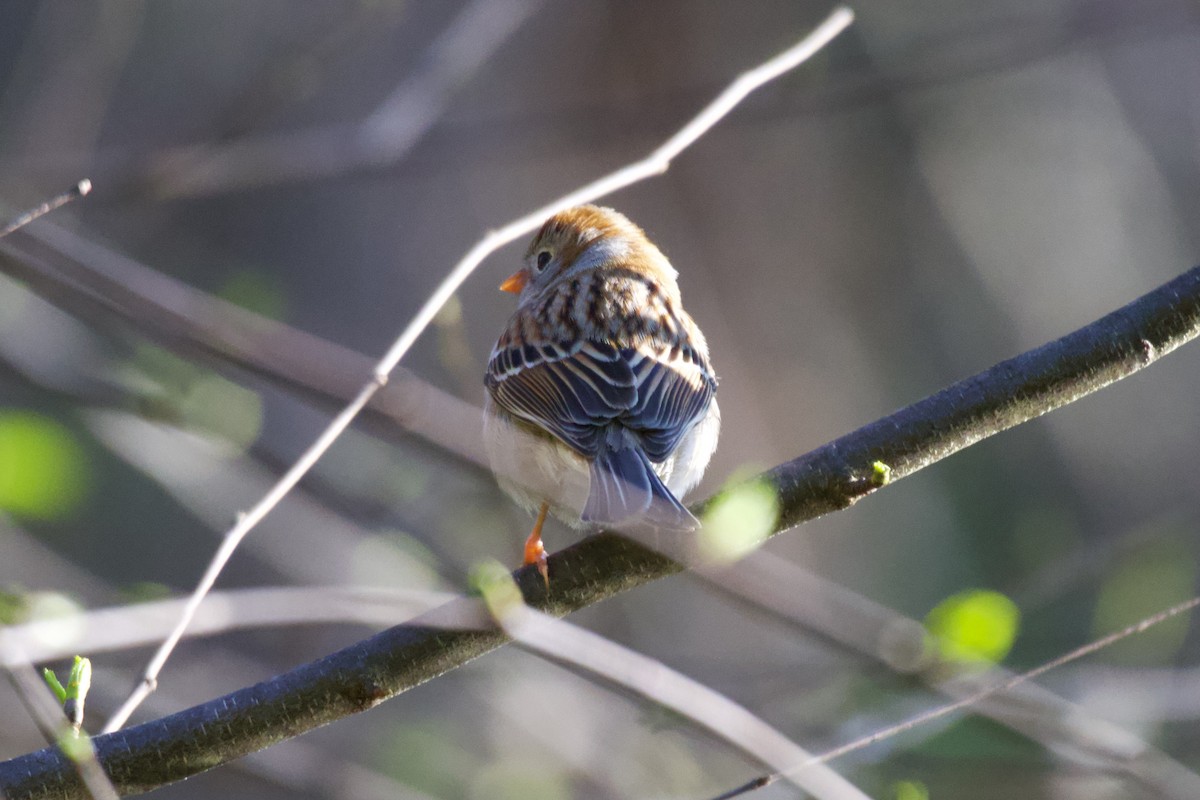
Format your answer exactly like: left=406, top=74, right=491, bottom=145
left=0, top=181, right=91, bottom=239
left=372, top=6, right=855, bottom=380
left=100, top=6, right=856, bottom=733
left=99, top=379, right=383, bottom=731
left=488, top=590, right=871, bottom=800
left=710, top=595, right=1200, bottom=800
left=0, top=587, right=461, bottom=665
left=709, top=776, right=773, bottom=800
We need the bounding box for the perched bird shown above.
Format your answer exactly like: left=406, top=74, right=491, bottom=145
left=484, top=205, right=720, bottom=581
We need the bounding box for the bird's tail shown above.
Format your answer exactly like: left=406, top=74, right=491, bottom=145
left=583, top=445, right=698, bottom=531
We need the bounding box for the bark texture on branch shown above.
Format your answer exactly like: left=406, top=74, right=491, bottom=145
left=2, top=265, right=1199, bottom=798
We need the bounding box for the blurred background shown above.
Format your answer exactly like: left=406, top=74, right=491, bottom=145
left=2, top=1, right=1200, bottom=798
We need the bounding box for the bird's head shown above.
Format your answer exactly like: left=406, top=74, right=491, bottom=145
left=499, top=205, right=678, bottom=305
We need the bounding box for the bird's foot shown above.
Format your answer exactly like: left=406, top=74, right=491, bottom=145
left=523, top=533, right=548, bottom=589
left=523, top=500, right=550, bottom=590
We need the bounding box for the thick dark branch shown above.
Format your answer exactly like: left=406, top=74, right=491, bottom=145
left=762, top=268, right=1200, bottom=527
left=2, top=266, right=1199, bottom=798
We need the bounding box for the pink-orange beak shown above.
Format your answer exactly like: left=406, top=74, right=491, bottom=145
left=499, top=269, right=528, bottom=294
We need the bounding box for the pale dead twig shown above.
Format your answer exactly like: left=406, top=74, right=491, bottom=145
left=102, top=6, right=856, bottom=732
left=0, top=180, right=90, bottom=239
left=0, top=586, right=463, bottom=666
left=484, top=582, right=872, bottom=800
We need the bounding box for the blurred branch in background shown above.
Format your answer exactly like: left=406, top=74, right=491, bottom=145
left=2, top=259, right=1198, bottom=798
left=37, top=1, right=1193, bottom=202
left=0, top=587, right=459, bottom=665
left=0, top=223, right=488, bottom=469
left=477, top=567, right=871, bottom=800
left=84, top=411, right=452, bottom=587
left=144, top=0, right=544, bottom=198
left=703, top=551, right=1200, bottom=798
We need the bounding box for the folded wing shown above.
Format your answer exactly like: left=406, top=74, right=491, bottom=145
left=486, top=339, right=714, bottom=462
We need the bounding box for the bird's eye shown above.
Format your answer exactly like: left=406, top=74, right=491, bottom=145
left=535, top=251, right=551, bottom=272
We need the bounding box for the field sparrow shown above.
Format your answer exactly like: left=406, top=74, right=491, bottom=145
left=484, top=205, right=720, bottom=580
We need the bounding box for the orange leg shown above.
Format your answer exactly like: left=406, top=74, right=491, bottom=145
left=523, top=500, right=550, bottom=588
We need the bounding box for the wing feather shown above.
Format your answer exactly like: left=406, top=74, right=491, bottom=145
left=486, top=337, right=715, bottom=464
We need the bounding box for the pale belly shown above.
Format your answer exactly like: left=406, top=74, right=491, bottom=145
left=482, top=394, right=721, bottom=529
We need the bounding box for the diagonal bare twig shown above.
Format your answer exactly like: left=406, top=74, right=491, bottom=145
left=482, top=574, right=872, bottom=800
left=0, top=181, right=90, bottom=239
left=99, top=6, right=857, bottom=733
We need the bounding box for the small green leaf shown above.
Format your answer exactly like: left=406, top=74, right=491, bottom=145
left=128, top=345, right=263, bottom=447
left=178, top=374, right=263, bottom=448
left=42, top=656, right=91, bottom=728
left=700, top=477, right=779, bottom=562
left=892, top=780, right=929, bottom=800
left=67, top=656, right=90, bottom=695
left=870, top=460, right=892, bottom=487
left=218, top=271, right=288, bottom=320
left=0, top=589, right=28, bottom=625
left=376, top=723, right=479, bottom=797
left=0, top=411, right=89, bottom=520
left=470, top=560, right=523, bottom=618
left=926, top=589, right=1020, bottom=666
left=56, top=729, right=95, bottom=760
left=1093, top=538, right=1195, bottom=664
left=470, top=758, right=572, bottom=800
left=24, top=592, right=84, bottom=648
left=42, top=668, right=67, bottom=704
left=119, top=582, right=172, bottom=604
